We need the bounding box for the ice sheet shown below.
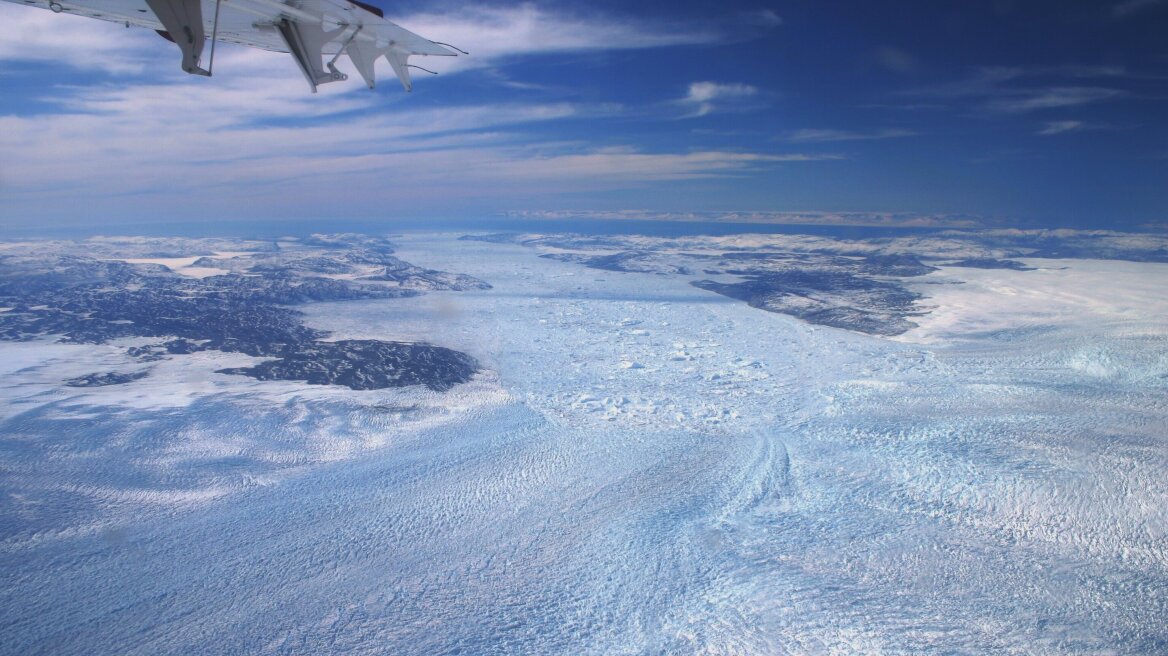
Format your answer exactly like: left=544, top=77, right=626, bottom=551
left=899, top=259, right=1168, bottom=343
left=1, top=234, right=1165, bottom=654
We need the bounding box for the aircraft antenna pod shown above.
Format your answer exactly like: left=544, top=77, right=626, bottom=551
left=49, top=2, right=63, bottom=12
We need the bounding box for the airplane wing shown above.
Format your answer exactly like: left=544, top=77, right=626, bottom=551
left=4, top=0, right=460, bottom=92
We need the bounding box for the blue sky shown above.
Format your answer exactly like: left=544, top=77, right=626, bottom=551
left=0, top=0, right=1166, bottom=231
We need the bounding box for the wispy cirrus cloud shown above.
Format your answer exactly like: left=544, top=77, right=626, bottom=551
left=902, top=66, right=1134, bottom=114
left=742, top=9, right=782, bottom=28
left=1037, top=120, right=1087, bottom=135
left=1035, top=119, right=1132, bottom=136
left=392, top=4, right=723, bottom=75
left=0, top=2, right=800, bottom=226
left=0, top=69, right=831, bottom=223
left=677, top=81, right=761, bottom=117
left=786, top=128, right=917, bottom=142
left=0, top=2, right=724, bottom=79
left=983, top=86, right=1123, bottom=113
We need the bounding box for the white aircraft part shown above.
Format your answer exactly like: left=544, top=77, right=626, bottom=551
left=143, top=0, right=209, bottom=75
left=275, top=18, right=347, bottom=92
left=346, top=39, right=380, bottom=89
left=384, top=48, right=411, bottom=92
left=0, top=0, right=459, bottom=91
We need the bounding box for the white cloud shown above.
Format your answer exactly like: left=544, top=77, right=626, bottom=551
left=389, top=4, right=718, bottom=75
left=685, top=82, right=757, bottom=104
left=0, top=66, right=832, bottom=223
left=787, top=128, right=917, bottom=142
left=678, top=81, right=760, bottom=117
left=0, top=5, right=158, bottom=74
left=0, top=144, right=837, bottom=224
left=742, top=9, right=783, bottom=28
left=429, top=148, right=834, bottom=192
left=0, top=2, right=716, bottom=82
left=906, top=67, right=1129, bottom=115
left=0, top=4, right=791, bottom=224
left=984, top=86, right=1123, bottom=113
left=1037, top=120, right=1085, bottom=135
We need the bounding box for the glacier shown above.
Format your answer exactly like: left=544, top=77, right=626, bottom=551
left=1, top=231, right=1166, bottom=654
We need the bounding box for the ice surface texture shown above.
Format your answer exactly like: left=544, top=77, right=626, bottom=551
left=1, top=231, right=1166, bottom=654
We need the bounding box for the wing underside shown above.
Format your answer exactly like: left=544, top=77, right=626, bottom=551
left=11, top=0, right=457, bottom=91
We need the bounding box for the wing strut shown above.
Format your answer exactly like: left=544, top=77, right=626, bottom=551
left=144, top=0, right=210, bottom=75
left=206, top=0, right=223, bottom=75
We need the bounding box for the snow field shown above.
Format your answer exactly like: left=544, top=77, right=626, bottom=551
left=1, top=233, right=1165, bottom=654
